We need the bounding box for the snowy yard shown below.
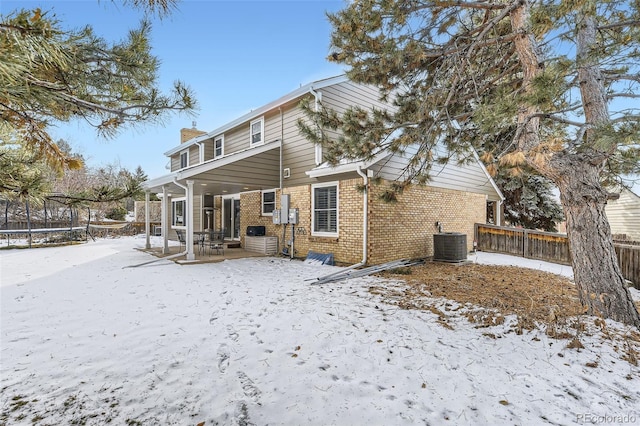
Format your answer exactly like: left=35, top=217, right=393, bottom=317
left=1, top=236, right=639, bottom=425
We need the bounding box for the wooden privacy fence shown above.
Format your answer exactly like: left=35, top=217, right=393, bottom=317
left=475, top=223, right=639, bottom=289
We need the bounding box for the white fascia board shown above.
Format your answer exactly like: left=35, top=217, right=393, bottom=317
left=164, top=75, right=348, bottom=157
left=143, top=172, right=178, bottom=191
left=470, top=148, right=505, bottom=201
left=305, top=151, right=389, bottom=178
left=177, top=141, right=280, bottom=180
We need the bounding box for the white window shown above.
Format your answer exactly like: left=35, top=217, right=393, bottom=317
left=172, top=198, right=186, bottom=227
left=250, top=117, right=264, bottom=146
left=179, top=150, right=189, bottom=169
left=311, top=182, right=338, bottom=237
left=262, top=190, right=276, bottom=215
left=214, top=136, right=224, bottom=158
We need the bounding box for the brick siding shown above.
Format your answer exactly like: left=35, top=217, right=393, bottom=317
left=235, top=179, right=485, bottom=265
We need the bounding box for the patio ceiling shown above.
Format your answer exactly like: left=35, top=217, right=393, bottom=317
left=144, top=142, right=281, bottom=197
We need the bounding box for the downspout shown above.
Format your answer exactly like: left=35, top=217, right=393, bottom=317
left=311, top=165, right=369, bottom=282
left=161, top=185, right=170, bottom=254
left=172, top=177, right=193, bottom=260
left=144, top=190, right=150, bottom=249
left=356, top=166, right=368, bottom=265
left=309, top=87, right=323, bottom=165
left=496, top=199, right=503, bottom=226
left=278, top=107, right=283, bottom=190
left=196, top=141, right=205, bottom=164
left=309, top=86, right=322, bottom=111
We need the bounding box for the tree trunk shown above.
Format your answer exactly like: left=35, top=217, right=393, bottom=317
left=509, top=2, right=640, bottom=326
left=556, top=159, right=640, bottom=327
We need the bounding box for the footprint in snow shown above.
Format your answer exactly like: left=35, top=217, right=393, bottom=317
left=232, top=400, right=254, bottom=426
left=237, top=371, right=261, bottom=404
left=217, top=344, right=230, bottom=373
left=227, top=325, right=239, bottom=342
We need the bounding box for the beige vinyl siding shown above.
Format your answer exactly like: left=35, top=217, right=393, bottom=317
left=203, top=140, right=215, bottom=162
left=369, top=145, right=501, bottom=201
left=193, top=196, right=202, bottom=231
left=170, top=154, right=180, bottom=172
left=281, top=102, right=318, bottom=186
left=321, top=81, right=392, bottom=115
left=189, top=145, right=200, bottom=166
left=170, top=145, right=200, bottom=172
left=606, top=188, right=640, bottom=240
left=320, top=81, right=500, bottom=201
left=283, top=81, right=391, bottom=187
left=194, top=148, right=281, bottom=187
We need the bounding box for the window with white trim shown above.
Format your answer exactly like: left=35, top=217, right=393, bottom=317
left=214, top=136, right=224, bottom=158
left=179, top=150, right=189, bottom=169
left=250, top=117, right=264, bottom=146
left=172, top=199, right=186, bottom=227
left=312, top=183, right=338, bottom=236
left=262, top=190, right=276, bottom=215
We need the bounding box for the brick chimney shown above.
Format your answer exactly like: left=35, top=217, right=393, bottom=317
left=180, top=121, right=206, bottom=143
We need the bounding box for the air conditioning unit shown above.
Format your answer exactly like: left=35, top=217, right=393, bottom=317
left=433, top=232, right=467, bottom=262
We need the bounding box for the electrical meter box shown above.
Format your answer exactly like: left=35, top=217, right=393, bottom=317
left=281, top=194, right=290, bottom=225
left=288, top=208, right=299, bottom=225
left=272, top=209, right=282, bottom=224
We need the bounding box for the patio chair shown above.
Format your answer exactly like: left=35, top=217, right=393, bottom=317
left=208, top=230, right=225, bottom=255
left=196, top=232, right=207, bottom=255
left=175, top=229, right=186, bottom=250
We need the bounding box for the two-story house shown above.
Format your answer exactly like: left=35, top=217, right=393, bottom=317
left=142, top=75, right=504, bottom=263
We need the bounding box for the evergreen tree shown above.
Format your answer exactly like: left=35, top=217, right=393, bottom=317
left=303, top=0, right=640, bottom=325
left=0, top=2, right=196, bottom=171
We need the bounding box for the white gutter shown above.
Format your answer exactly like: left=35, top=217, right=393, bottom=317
left=312, top=166, right=369, bottom=282
left=305, top=151, right=390, bottom=179
left=356, top=166, right=368, bottom=264
left=164, top=75, right=349, bottom=157
left=196, top=141, right=205, bottom=164
left=172, top=177, right=194, bottom=260
left=309, top=86, right=322, bottom=110
left=309, top=87, right=323, bottom=165
left=278, top=107, right=284, bottom=189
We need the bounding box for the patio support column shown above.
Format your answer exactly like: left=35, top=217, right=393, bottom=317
left=144, top=190, right=150, bottom=249
left=162, top=185, right=170, bottom=255
left=186, top=180, right=195, bottom=261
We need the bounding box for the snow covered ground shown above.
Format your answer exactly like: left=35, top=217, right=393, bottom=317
left=1, top=236, right=638, bottom=425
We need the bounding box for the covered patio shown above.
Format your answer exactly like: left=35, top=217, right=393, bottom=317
left=139, top=243, right=271, bottom=265
left=141, top=141, right=281, bottom=261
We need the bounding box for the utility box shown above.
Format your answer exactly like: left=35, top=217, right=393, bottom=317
left=288, top=208, right=299, bottom=225
left=272, top=209, right=282, bottom=224
left=281, top=194, right=290, bottom=225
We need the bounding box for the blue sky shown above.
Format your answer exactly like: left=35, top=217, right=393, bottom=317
left=2, top=0, right=346, bottom=178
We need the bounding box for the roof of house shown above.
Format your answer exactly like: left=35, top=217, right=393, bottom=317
left=164, top=74, right=349, bottom=157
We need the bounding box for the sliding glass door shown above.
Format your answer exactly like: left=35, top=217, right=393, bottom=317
left=223, top=195, right=241, bottom=240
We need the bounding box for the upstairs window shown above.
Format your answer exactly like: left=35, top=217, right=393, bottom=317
left=312, top=183, right=338, bottom=237
left=179, top=150, right=189, bottom=169
left=214, top=136, right=224, bottom=158
left=250, top=118, right=264, bottom=146
left=262, top=191, right=276, bottom=215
